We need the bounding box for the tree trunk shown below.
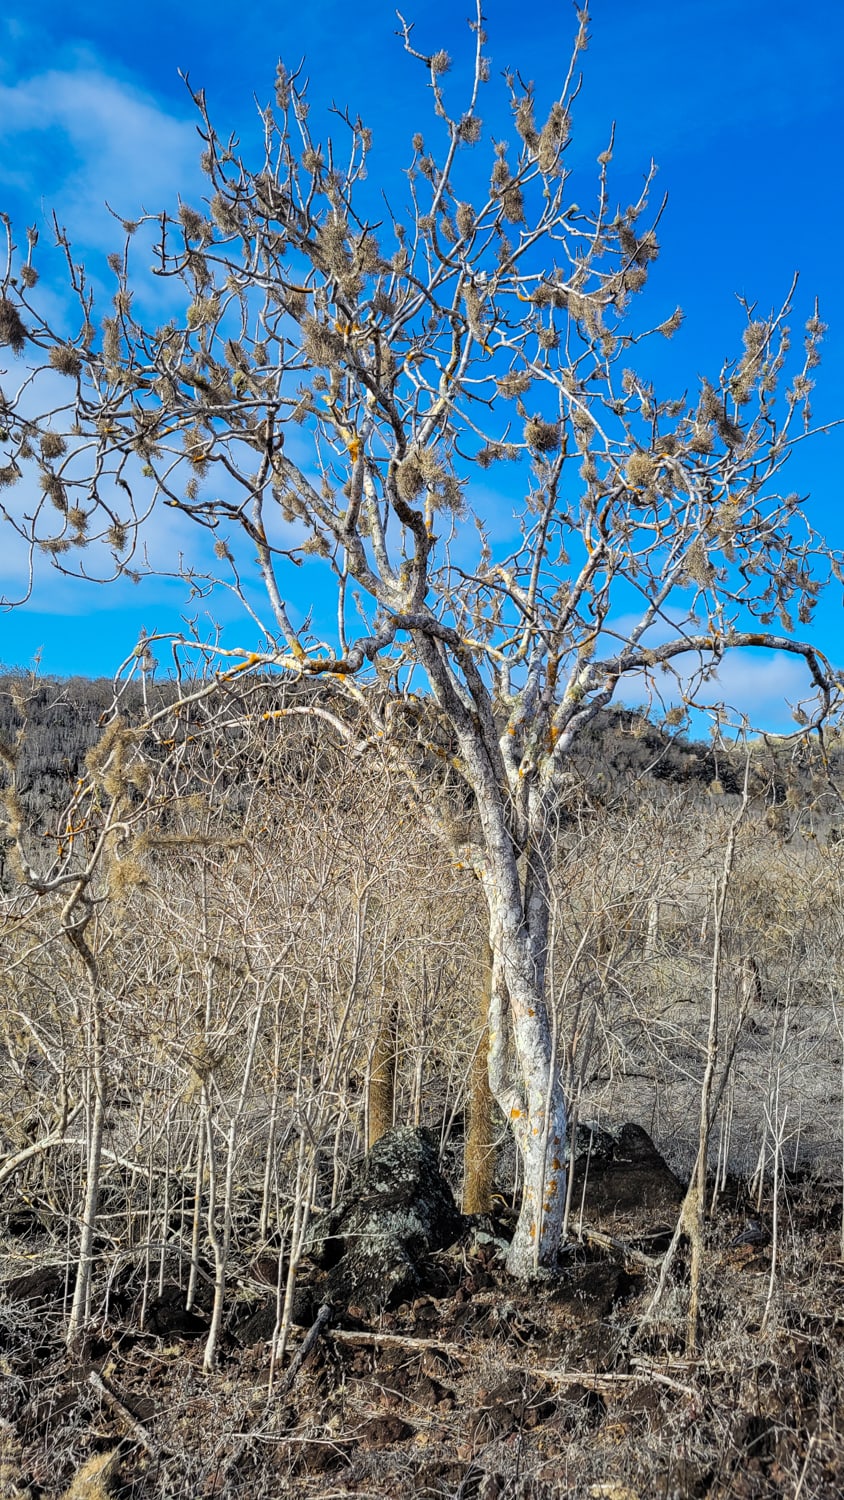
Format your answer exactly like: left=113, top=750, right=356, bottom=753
left=462, top=941, right=495, bottom=1214
left=67, top=988, right=106, bottom=1351
left=483, top=886, right=568, bottom=1276
left=503, top=1067, right=567, bottom=1276
left=415, top=637, right=568, bottom=1274
left=367, top=994, right=397, bottom=1150
left=202, top=1086, right=225, bottom=1372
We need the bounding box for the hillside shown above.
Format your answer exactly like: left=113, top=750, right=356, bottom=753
left=1, top=672, right=843, bottom=1497
left=1, top=670, right=837, bottom=824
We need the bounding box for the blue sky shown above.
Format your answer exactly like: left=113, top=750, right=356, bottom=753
left=1, top=0, right=842, bottom=725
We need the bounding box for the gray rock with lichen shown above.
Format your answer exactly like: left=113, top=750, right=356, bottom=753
left=306, top=1126, right=463, bottom=1311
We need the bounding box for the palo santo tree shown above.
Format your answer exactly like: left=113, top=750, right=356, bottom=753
left=0, top=3, right=839, bottom=1274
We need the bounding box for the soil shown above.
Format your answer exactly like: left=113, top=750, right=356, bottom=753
left=2, top=1172, right=843, bottom=1499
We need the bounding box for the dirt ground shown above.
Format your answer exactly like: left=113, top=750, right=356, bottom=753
left=2, top=1170, right=843, bottom=1500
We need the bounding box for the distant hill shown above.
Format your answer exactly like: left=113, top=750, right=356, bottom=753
left=0, top=672, right=838, bottom=834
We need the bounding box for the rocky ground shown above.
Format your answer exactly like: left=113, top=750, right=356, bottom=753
left=2, top=1130, right=843, bottom=1499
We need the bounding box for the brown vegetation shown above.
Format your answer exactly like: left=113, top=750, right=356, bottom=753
left=1, top=0, right=838, bottom=1275
left=1, top=676, right=843, bottom=1495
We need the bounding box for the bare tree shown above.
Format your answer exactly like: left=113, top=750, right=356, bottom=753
left=0, top=683, right=172, bottom=1345
left=0, top=3, right=839, bottom=1274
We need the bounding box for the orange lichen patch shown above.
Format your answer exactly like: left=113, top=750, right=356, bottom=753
left=224, top=652, right=262, bottom=678
left=510, top=1108, right=522, bottom=1119
left=552, top=1157, right=561, bottom=1171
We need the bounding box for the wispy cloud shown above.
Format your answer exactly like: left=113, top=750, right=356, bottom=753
left=600, top=599, right=822, bottom=731
left=699, top=648, right=816, bottom=723
left=613, top=641, right=816, bottom=733
left=0, top=62, right=199, bottom=245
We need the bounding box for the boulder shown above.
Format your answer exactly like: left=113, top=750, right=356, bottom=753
left=306, top=1126, right=463, bottom=1311
left=564, top=1120, right=616, bottom=1166
left=572, top=1121, right=684, bottom=1227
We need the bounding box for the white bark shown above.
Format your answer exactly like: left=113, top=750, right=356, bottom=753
left=484, top=881, right=568, bottom=1275
left=413, top=637, right=571, bottom=1272
left=67, top=987, right=106, bottom=1351
left=473, top=786, right=567, bottom=1267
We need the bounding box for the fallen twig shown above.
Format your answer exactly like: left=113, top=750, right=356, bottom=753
left=327, top=1326, right=464, bottom=1357
left=326, top=1326, right=696, bottom=1400
left=279, top=1301, right=335, bottom=1393
left=530, top=1363, right=697, bottom=1399
left=219, top=1302, right=336, bottom=1480
left=87, top=1370, right=161, bottom=1458
left=580, top=1227, right=662, bottom=1271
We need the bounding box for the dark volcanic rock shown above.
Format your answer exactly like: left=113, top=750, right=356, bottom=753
left=573, top=1121, right=684, bottom=1226
left=564, top=1120, right=616, bottom=1166
left=233, top=1283, right=317, bottom=1345
left=2, top=1265, right=66, bottom=1307
left=145, top=1284, right=209, bottom=1337
left=616, top=1121, right=670, bottom=1165
left=306, top=1126, right=463, bottom=1312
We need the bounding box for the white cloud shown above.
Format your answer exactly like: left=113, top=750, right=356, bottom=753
left=702, top=649, right=815, bottom=722
left=596, top=603, right=825, bottom=732
left=613, top=645, right=818, bottom=733
left=0, top=63, right=200, bottom=246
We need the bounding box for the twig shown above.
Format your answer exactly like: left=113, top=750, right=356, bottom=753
left=635, top=946, right=754, bottom=1342
left=87, top=1370, right=160, bottom=1458
left=279, top=1301, right=334, bottom=1393
left=221, top=1302, right=336, bottom=1482
left=530, top=1364, right=697, bottom=1399
left=327, top=1326, right=464, bottom=1357
left=580, top=1226, right=661, bottom=1271
left=0, top=1102, right=84, bottom=1193
left=793, top=1431, right=818, bottom=1500
left=326, top=1326, right=696, bottom=1400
